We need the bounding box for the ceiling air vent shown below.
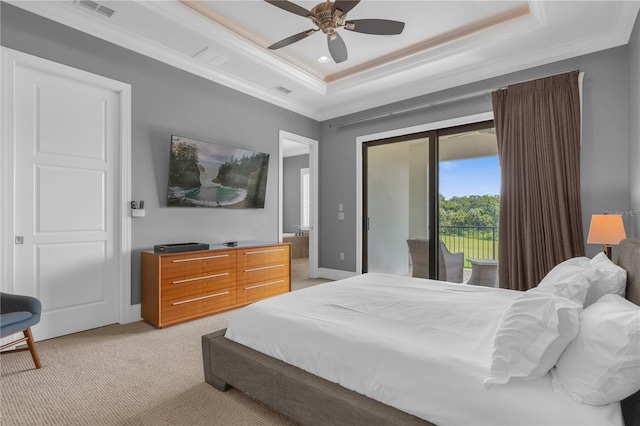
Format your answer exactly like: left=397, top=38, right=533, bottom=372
left=193, top=48, right=231, bottom=68
left=272, top=85, right=293, bottom=95
left=75, top=0, right=116, bottom=18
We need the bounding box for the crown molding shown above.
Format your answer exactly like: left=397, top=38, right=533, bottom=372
left=314, top=2, right=640, bottom=121
left=145, top=1, right=327, bottom=95
left=613, top=1, right=640, bottom=44
left=7, top=1, right=320, bottom=120
left=6, top=0, right=639, bottom=123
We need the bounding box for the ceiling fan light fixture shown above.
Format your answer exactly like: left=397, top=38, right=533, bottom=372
left=264, top=0, right=405, bottom=64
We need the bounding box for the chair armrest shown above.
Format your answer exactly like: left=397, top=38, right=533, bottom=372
left=0, top=293, right=41, bottom=315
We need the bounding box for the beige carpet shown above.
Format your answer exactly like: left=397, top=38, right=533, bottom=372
left=1, top=258, right=332, bottom=426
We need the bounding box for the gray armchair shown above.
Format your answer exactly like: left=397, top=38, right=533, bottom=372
left=0, top=292, right=42, bottom=369
left=407, top=239, right=464, bottom=283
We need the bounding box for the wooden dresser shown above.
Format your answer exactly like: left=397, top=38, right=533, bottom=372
left=141, top=242, right=290, bottom=328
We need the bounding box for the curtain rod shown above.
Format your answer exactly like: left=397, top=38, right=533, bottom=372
left=328, top=90, right=493, bottom=128
left=329, top=69, right=579, bottom=129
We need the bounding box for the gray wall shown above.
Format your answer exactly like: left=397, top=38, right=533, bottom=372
left=3, top=3, right=638, bottom=284
left=630, top=14, right=640, bottom=239
left=319, top=45, right=634, bottom=271
left=1, top=3, right=320, bottom=304
left=282, top=154, right=309, bottom=233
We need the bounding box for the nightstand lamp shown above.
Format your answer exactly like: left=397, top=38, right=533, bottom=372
left=587, top=214, right=626, bottom=259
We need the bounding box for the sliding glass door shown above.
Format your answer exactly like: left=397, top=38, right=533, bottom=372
left=363, top=120, right=497, bottom=281
left=363, top=134, right=433, bottom=275
left=438, top=126, right=500, bottom=278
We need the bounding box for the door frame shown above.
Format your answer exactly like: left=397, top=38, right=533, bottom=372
left=278, top=130, right=319, bottom=278
left=355, top=112, right=493, bottom=274
left=1, top=47, right=134, bottom=324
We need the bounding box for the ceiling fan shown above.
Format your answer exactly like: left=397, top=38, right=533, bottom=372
left=264, top=0, right=405, bottom=63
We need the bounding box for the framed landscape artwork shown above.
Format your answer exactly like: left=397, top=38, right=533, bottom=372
left=167, top=135, right=270, bottom=208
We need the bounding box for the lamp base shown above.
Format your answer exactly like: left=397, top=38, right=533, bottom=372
left=603, top=244, right=612, bottom=260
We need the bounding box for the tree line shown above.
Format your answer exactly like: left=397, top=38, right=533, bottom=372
left=439, top=194, right=500, bottom=240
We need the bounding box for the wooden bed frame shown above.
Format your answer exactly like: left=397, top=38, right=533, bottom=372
left=202, top=239, right=640, bottom=426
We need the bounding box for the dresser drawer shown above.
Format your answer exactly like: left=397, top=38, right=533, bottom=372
left=161, top=287, right=236, bottom=324
left=142, top=243, right=291, bottom=328
left=161, top=251, right=236, bottom=279
left=238, top=262, right=289, bottom=285
left=161, top=269, right=236, bottom=299
left=237, top=245, right=289, bottom=285
left=236, top=246, right=289, bottom=269
left=237, top=277, right=290, bottom=304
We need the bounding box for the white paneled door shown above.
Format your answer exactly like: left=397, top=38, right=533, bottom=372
left=4, top=49, right=130, bottom=340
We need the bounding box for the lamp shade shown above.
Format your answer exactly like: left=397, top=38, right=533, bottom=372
left=587, top=214, right=626, bottom=245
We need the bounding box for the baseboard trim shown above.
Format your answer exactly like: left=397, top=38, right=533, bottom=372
left=124, top=304, right=142, bottom=324
left=316, top=268, right=358, bottom=281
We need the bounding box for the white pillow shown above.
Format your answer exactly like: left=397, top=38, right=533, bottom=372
left=484, top=285, right=584, bottom=386
left=538, top=256, right=590, bottom=288
left=551, top=294, right=640, bottom=405
left=537, top=267, right=600, bottom=305
left=584, top=252, right=627, bottom=307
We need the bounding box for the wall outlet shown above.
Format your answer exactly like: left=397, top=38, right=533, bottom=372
left=338, top=212, right=344, bottom=220
left=340, top=252, right=345, bottom=260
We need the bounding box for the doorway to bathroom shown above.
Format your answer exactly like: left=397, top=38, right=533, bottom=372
left=279, top=131, right=318, bottom=282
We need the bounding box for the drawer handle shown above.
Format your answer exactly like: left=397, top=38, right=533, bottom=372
left=172, top=272, right=229, bottom=284
left=245, top=280, right=285, bottom=290
left=245, top=264, right=285, bottom=273
left=172, top=291, right=229, bottom=305
left=245, top=248, right=285, bottom=255
left=172, top=254, right=229, bottom=263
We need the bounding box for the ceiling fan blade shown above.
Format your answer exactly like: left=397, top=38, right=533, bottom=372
left=264, top=0, right=313, bottom=18
left=345, top=19, right=405, bottom=35
left=268, top=29, right=317, bottom=50
left=327, top=32, right=348, bottom=64
left=332, top=0, right=360, bottom=15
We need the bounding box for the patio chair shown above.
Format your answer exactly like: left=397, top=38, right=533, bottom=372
left=407, top=239, right=464, bottom=283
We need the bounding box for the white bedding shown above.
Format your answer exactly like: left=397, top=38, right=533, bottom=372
left=225, top=273, right=623, bottom=425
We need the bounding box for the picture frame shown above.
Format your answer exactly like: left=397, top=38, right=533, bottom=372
left=167, top=135, right=269, bottom=208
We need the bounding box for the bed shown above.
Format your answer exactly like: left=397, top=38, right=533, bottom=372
left=202, top=239, right=640, bottom=425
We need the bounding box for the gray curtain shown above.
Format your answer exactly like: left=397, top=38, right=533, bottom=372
left=492, top=71, right=584, bottom=291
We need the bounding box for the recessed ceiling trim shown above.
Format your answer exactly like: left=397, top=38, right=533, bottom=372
left=612, top=0, right=640, bottom=44
left=312, top=4, right=638, bottom=120
left=325, top=3, right=531, bottom=83
left=165, top=0, right=327, bottom=95
left=7, top=0, right=317, bottom=119
left=177, top=0, right=328, bottom=83
left=8, top=0, right=640, bottom=123
left=324, top=7, right=545, bottom=96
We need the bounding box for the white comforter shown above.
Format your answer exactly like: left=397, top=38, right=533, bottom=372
left=225, top=273, right=623, bottom=425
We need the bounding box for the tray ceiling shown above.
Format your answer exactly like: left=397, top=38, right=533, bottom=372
left=9, top=1, right=640, bottom=120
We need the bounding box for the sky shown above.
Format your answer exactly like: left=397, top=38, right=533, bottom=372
left=439, top=156, right=500, bottom=199
left=172, top=135, right=263, bottom=171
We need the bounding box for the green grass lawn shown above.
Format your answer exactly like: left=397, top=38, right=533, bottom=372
left=439, top=234, right=499, bottom=268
